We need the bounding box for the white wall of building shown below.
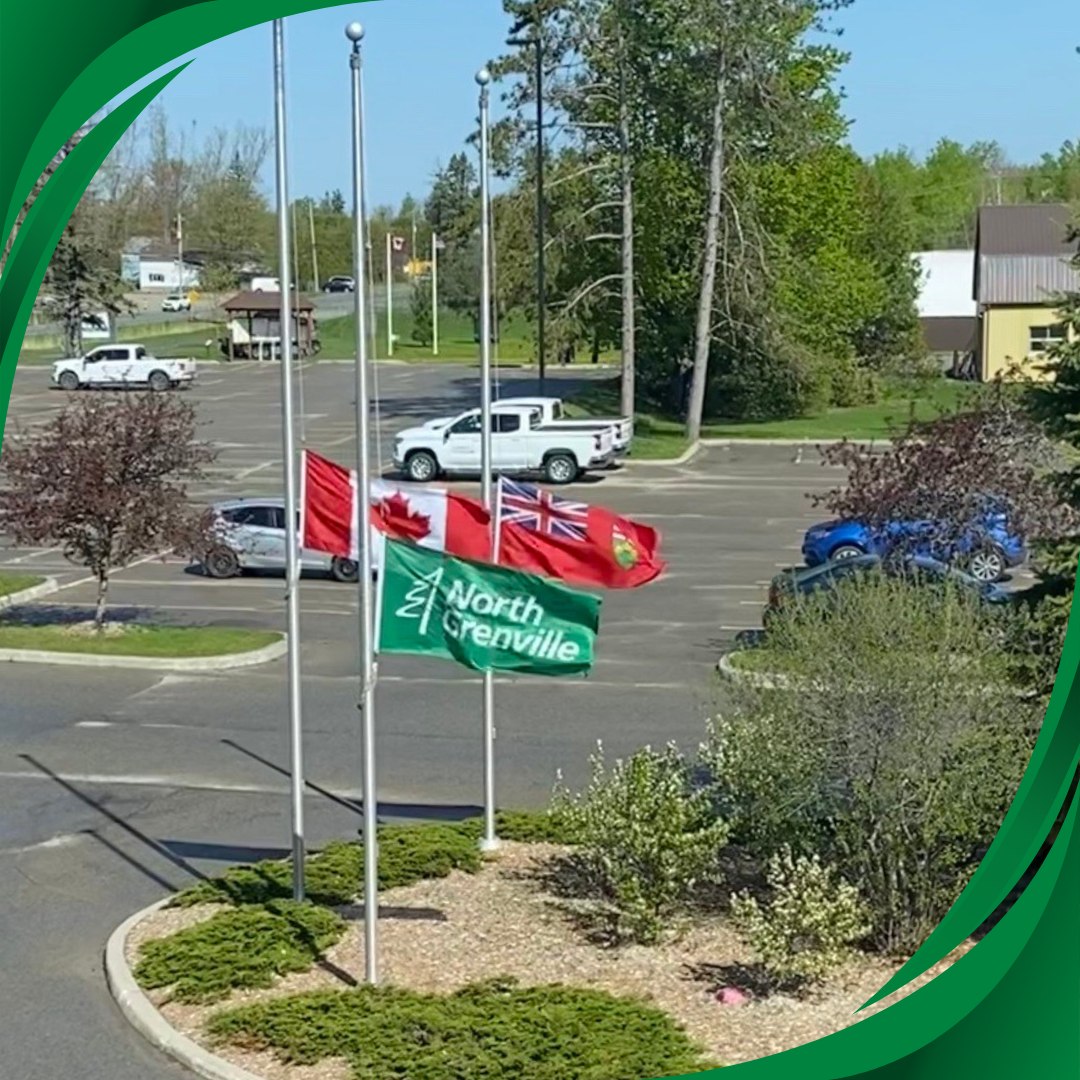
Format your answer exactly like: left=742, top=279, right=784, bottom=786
left=138, top=259, right=201, bottom=291
left=914, top=251, right=977, bottom=318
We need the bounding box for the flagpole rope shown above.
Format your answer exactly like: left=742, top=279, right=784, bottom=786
left=356, top=52, right=383, bottom=479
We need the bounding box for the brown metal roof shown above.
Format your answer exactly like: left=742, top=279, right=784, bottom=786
left=222, top=290, right=315, bottom=312
left=920, top=316, right=977, bottom=353
left=977, top=255, right=1080, bottom=305
left=975, top=203, right=1076, bottom=257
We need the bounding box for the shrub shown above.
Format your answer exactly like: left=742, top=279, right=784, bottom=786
left=134, top=901, right=344, bottom=1003
left=460, top=808, right=577, bottom=845
left=705, top=572, right=1039, bottom=954
left=730, top=848, right=870, bottom=989
left=553, top=743, right=730, bottom=944
left=173, top=824, right=482, bottom=908
left=207, top=978, right=717, bottom=1079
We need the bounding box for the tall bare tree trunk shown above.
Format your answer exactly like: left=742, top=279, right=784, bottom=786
left=686, top=62, right=726, bottom=444
left=94, top=570, right=109, bottom=632
left=618, top=33, right=636, bottom=421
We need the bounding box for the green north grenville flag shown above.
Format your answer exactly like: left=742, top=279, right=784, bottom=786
left=378, top=539, right=601, bottom=677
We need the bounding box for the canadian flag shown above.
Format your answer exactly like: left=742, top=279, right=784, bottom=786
left=300, top=450, right=492, bottom=564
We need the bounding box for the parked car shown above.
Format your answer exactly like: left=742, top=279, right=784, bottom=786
left=800, top=499, right=1026, bottom=584
left=195, top=498, right=380, bottom=581
left=765, top=552, right=1010, bottom=626
left=161, top=293, right=191, bottom=312
left=322, top=275, right=356, bottom=293
left=393, top=404, right=616, bottom=485
left=52, top=344, right=197, bottom=391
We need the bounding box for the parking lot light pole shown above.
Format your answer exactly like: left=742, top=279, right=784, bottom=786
left=507, top=22, right=546, bottom=394
left=347, top=18, right=380, bottom=987
left=272, top=17, right=306, bottom=903
left=477, top=66, right=499, bottom=854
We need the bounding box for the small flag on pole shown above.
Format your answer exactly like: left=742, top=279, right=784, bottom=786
left=378, top=539, right=601, bottom=677
left=495, top=477, right=665, bottom=589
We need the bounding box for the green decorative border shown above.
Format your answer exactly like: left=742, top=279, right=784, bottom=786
left=1, top=4, right=1077, bottom=1077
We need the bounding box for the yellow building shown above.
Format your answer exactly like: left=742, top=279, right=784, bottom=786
left=974, top=203, right=1078, bottom=381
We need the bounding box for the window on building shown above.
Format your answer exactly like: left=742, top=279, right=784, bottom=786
left=1029, top=324, right=1067, bottom=354
left=148, top=272, right=165, bottom=283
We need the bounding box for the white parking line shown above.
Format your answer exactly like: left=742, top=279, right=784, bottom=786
left=1, top=546, right=62, bottom=564
left=90, top=577, right=349, bottom=592
left=236, top=461, right=279, bottom=480
left=690, top=584, right=766, bottom=592
left=58, top=550, right=174, bottom=592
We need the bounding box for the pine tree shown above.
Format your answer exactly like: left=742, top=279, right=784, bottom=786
left=411, top=278, right=433, bottom=347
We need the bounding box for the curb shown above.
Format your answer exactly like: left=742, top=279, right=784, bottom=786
left=716, top=651, right=794, bottom=690
left=105, top=899, right=266, bottom=1080
left=623, top=441, right=703, bottom=467
left=0, top=576, right=60, bottom=610
left=702, top=437, right=891, bottom=448
left=0, top=634, right=288, bottom=672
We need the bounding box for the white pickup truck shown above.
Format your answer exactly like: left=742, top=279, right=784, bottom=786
left=418, top=396, right=633, bottom=456
left=52, top=344, right=197, bottom=392
left=394, top=405, right=615, bottom=485
left=497, top=396, right=633, bottom=454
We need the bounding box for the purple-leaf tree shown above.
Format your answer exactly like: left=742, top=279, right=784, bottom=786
left=0, top=391, right=216, bottom=630
left=813, top=391, right=1073, bottom=558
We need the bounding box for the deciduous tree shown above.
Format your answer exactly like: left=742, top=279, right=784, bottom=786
left=0, top=393, right=215, bottom=630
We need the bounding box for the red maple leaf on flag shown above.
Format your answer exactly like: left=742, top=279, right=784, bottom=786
left=371, top=491, right=432, bottom=543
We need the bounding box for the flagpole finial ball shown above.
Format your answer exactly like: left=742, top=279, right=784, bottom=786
left=475, top=67, right=492, bottom=86
left=345, top=21, right=365, bottom=43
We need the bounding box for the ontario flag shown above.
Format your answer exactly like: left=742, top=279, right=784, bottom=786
left=300, top=450, right=491, bottom=563
left=495, top=477, right=664, bottom=589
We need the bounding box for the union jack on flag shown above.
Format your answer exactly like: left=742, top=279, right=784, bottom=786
left=498, top=478, right=589, bottom=543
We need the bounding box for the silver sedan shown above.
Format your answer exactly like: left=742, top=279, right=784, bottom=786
left=195, top=497, right=373, bottom=582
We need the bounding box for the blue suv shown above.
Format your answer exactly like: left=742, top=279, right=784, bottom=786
left=801, top=498, right=1026, bottom=584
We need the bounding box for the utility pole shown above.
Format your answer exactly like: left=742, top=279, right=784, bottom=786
left=432, top=232, right=439, bottom=356
left=175, top=210, right=184, bottom=295
left=508, top=11, right=547, bottom=393
left=309, top=201, right=320, bottom=289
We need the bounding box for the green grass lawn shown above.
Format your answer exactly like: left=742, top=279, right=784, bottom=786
left=318, top=309, right=620, bottom=364
left=0, top=573, right=45, bottom=599
left=568, top=376, right=984, bottom=459
left=0, top=621, right=280, bottom=657
left=19, top=323, right=224, bottom=364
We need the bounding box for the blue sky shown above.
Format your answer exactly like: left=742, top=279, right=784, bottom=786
left=135, top=0, right=1077, bottom=208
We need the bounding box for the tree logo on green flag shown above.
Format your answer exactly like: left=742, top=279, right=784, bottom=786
left=395, top=567, right=445, bottom=635
left=379, top=539, right=601, bottom=677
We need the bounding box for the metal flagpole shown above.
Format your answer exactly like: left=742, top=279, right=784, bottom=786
left=355, top=65, right=382, bottom=475
left=291, top=201, right=306, bottom=445
left=272, top=17, right=306, bottom=902
left=477, top=66, right=499, bottom=854
left=347, top=19, right=379, bottom=986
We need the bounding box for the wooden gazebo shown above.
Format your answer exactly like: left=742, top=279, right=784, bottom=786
left=221, top=291, right=320, bottom=361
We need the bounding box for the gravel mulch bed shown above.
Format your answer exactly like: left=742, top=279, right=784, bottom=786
left=127, top=843, right=971, bottom=1076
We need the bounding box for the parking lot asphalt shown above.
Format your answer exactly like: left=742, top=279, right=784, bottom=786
left=1, top=358, right=842, bottom=1078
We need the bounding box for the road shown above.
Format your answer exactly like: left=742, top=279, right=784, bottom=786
left=1, top=360, right=838, bottom=1078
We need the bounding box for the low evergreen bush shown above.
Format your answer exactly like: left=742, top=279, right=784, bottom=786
left=135, top=901, right=344, bottom=1003
left=207, top=978, right=718, bottom=1079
